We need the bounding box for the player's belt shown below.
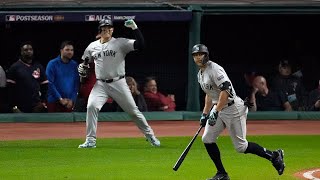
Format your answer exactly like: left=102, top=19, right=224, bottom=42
left=213, top=100, right=234, bottom=107
left=97, top=76, right=125, bottom=83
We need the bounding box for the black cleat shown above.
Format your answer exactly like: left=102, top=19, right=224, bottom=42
left=207, top=172, right=230, bottom=180
left=272, top=149, right=285, bottom=175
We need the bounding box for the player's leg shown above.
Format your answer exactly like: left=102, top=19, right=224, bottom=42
left=109, top=79, right=160, bottom=146
left=226, top=100, right=285, bottom=175
left=79, top=81, right=109, bottom=148
left=202, top=118, right=229, bottom=180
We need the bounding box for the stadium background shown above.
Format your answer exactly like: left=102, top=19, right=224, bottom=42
left=1, top=0, right=320, bottom=111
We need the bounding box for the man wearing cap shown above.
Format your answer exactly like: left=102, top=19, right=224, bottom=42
left=271, top=59, right=308, bottom=110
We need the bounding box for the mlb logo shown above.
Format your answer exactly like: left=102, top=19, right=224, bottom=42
left=85, top=15, right=96, bottom=21
left=6, top=15, right=16, bottom=21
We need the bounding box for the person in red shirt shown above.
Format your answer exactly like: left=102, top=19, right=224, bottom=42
left=143, top=76, right=176, bottom=111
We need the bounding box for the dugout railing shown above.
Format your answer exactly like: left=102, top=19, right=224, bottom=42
left=0, top=111, right=319, bottom=123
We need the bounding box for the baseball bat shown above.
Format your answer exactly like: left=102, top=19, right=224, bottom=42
left=173, top=125, right=203, bottom=171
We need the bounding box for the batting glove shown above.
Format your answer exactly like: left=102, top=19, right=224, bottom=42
left=124, top=19, right=138, bottom=30
left=208, top=106, right=218, bottom=126
left=199, top=113, right=208, bottom=127
left=78, top=63, right=90, bottom=77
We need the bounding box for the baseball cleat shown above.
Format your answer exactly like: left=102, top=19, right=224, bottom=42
left=272, top=149, right=285, bottom=175
left=145, top=134, right=160, bottom=147
left=207, top=172, right=230, bottom=180
left=78, top=141, right=96, bottom=148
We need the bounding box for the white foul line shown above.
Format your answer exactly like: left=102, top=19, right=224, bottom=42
left=303, top=169, right=320, bottom=180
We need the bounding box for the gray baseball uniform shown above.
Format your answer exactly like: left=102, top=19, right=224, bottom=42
left=192, top=44, right=285, bottom=179
left=81, top=37, right=155, bottom=143
left=199, top=61, right=248, bottom=153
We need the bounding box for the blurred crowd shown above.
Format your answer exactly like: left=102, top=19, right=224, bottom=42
left=0, top=42, right=319, bottom=113
left=0, top=41, right=176, bottom=113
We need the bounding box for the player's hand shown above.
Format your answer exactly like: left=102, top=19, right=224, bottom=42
left=208, top=107, right=218, bottom=126
left=124, top=19, right=138, bottom=30
left=199, top=113, right=208, bottom=127
left=78, top=63, right=90, bottom=77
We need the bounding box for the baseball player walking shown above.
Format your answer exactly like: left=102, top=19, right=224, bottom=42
left=78, top=18, right=160, bottom=148
left=192, top=44, right=285, bottom=180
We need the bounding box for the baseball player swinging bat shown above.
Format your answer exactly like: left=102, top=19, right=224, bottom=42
left=173, top=126, right=203, bottom=171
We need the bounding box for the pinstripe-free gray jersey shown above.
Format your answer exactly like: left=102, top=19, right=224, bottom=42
left=82, top=37, right=135, bottom=79
left=197, top=61, right=236, bottom=104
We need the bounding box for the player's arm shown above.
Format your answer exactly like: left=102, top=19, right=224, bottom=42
left=132, top=29, right=145, bottom=50
left=215, top=81, right=233, bottom=111
left=207, top=81, right=233, bottom=126
left=124, top=19, right=145, bottom=50
left=202, top=94, right=213, bottom=114
left=215, top=90, right=229, bottom=112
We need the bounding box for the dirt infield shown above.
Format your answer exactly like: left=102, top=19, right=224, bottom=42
left=1, top=120, right=320, bottom=141
left=1, top=120, right=319, bottom=179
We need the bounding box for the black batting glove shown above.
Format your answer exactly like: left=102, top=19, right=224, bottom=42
left=200, top=113, right=208, bottom=127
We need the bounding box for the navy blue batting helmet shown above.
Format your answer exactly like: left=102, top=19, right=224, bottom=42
left=98, top=19, right=113, bottom=29
left=192, top=44, right=210, bottom=64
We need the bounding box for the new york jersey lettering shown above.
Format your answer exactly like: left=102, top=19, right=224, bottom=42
left=201, top=83, right=214, bottom=90
left=103, top=50, right=117, bottom=57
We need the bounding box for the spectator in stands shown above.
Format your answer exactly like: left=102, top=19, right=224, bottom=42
left=0, top=65, right=5, bottom=88
left=117, top=76, right=148, bottom=112
left=249, top=75, right=292, bottom=111
left=143, top=76, right=176, bottom=111
left=270, top=59, right=308, bottom=111
left=236, top=68, right=258, bottom=100
left=46, top=41, right=79, bottom=112
left=0, top=65, right=10, bottom=113
left=6, top=42, right=48, bottom=113
left=306, top=80, right=320, bottom=111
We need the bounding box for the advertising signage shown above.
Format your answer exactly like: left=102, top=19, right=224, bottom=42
left=0, top=11, right=192, bottom=23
